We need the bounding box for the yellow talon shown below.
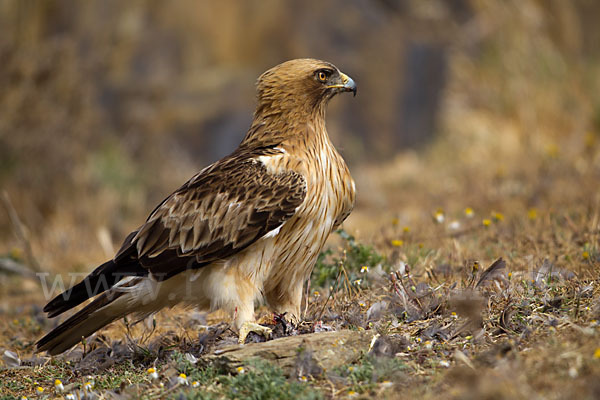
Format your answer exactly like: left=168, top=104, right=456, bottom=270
left=238, top=322, right=272, bottom=344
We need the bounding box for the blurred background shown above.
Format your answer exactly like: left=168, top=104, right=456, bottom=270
left=1, top=0, right=600, bottom=273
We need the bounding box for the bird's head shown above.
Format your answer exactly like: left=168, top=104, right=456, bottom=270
left=255, top=59, right=357, bottom=118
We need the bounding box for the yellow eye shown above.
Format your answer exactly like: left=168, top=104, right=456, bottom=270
left=318, top=71, right=327, bottom=82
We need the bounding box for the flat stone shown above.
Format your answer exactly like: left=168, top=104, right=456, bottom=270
left=208, top=330, right=374, bottom=374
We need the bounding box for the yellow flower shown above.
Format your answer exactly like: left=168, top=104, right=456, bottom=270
left=192, top=381, right=200, bottom=388
left=147, top=367, right=158, bottom=379
left=10, top=247, right=22, bottom=260
left=583, top=251, right=590, bottom=260
left=464, top=207, right=474, bottom=218
left=492, top=212, right=504, bottom=222
left=54, top=379, right=64, bottom=392
left=313, top=291, right=320, bottom=297
left=354, top=279, right=362, bottom=286
left=299, top=376, right=308, bottom=382
left=527, top=208, right=537, bottom=220
left=359, top=301, right=366, bottom=308
left=348, top=390, right=358, bottom=397
left=508, top=272, right=512, bottom=279
left=360, top=265, right=369, bottom=273
left=391, top=239, right=403, bottom=247
left=36, top=387, right=44, bottom=394
left=83, top=381, right=94, bottom=391
left=434, top=209, right=445, bottom=224
left=177, top=373, right=189, bottom=385
left=418, top=243, right=424, bottom=249
left=391, top=218, right=399, bottom=226
left=472, top=261, right=479, bottom=272
left=403, top=226, right=410, bottom=233
left=594, top=348, right=600, bottom=359
left=584, top=132, right=596, bottom=148
left=546, top=143, right=559, bottom=158
left=482, top=219, right=491, bottom=227
left=236, top=366, right=245, bottom=374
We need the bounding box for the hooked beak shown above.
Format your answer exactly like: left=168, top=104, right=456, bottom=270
left=327, top=72, right=357, bottom=97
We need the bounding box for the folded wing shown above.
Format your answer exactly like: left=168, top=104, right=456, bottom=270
left=42, top=146, right=306, bottom=317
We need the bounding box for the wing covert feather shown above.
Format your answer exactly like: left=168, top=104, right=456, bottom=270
left=131, top=152, right=305, bottom=280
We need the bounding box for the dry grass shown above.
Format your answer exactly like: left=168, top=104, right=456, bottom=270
left=2, top=1, right=600, bottom=399
left=1, top=134, right=599, bottom=399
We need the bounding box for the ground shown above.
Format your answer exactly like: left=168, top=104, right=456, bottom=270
left=1, top=1, right=600, bottom=398
left=1, top=127, right=599, bottom=399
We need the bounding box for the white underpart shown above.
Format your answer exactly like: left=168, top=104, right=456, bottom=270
left=263, top=225, right=282, bottom=239
left=256, top=154, right=285, bottom=174
left=257, top=154, right=284, bottom=164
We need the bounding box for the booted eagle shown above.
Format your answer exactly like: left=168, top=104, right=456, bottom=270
left=37, top=59, right=357, bottom=355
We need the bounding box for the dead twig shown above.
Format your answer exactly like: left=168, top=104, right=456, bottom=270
left=0, top=257, right=38, bottom=280
left=1, top=191, right=41, bottom=272
left=316, top=264, right=344, bottom=321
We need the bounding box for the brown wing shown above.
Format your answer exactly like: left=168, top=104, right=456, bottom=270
left=130, top=150, right=306, bottom=280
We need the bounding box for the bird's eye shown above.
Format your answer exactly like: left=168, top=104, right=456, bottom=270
left=317, top=71, right=328, bottom=82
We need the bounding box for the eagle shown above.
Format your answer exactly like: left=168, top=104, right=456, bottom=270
left=36, top=59, right=357, bottom=355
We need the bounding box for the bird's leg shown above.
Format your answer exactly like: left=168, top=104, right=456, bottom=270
left=266, top=284, right=303, bottom=328
left=232, top=298, right=272, bottom=344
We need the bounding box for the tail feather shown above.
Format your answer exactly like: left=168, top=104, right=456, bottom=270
left=37, top=231, right=155, bottom=355
left=43, top=257, right=147, bottom=318
left=36, top=291, right=128, bottom=355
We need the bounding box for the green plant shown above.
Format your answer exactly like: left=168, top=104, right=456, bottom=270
left=335, top=355, right=405, bottom=394
left=311, top=229, right=387, bottom=289
left=174, top=359, right=322, bottom=400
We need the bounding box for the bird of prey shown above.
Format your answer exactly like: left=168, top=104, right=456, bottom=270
left=36, top=59, right=357, bottom=355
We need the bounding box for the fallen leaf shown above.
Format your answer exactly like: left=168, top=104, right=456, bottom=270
left=476, top=258, right=506, bottom=288
left=2, top=350, right=21, bottom=368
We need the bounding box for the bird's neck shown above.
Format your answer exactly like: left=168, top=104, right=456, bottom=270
left=243, top=102, right=331, bottom=151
